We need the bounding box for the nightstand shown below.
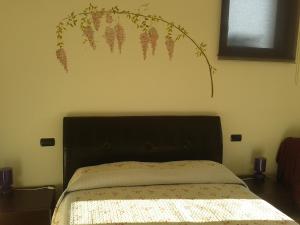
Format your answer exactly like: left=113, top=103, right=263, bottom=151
left=242, top=176, right=300, bottom=223
left=0, top=187, right=56, bottom=225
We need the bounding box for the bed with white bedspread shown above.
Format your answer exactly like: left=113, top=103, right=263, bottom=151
left=52, top=161, right=298, bottom=225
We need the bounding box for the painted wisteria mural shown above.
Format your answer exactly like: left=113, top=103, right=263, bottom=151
left=56, top=3, right=216, bottom=97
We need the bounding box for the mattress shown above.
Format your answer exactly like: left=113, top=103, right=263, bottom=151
left=52, top=161, right=298, bottom=225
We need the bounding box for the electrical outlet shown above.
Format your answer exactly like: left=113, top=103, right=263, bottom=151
left=40, top=138, right=55, bottom=147
left=231, top=134, right=242, bottom=142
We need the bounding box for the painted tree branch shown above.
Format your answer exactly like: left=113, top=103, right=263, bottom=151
left=56, top=4, right=216, bottom=97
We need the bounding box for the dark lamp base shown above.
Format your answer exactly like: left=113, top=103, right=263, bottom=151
left=1, top=186, right=13, bottom=195
left=254, top=173, right=266, bottom=181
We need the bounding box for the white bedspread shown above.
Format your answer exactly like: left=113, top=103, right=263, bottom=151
left=52, top=161, right=298, bottom=225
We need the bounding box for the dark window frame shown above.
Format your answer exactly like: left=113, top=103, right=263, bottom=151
left=218, top=0, right=300, bottom=62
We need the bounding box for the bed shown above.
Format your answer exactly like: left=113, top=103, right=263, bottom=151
left=52, top=116, right=298, bottom=225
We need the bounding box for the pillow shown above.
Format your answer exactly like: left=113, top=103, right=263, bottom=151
left=67, top=160, right=245, bottom=192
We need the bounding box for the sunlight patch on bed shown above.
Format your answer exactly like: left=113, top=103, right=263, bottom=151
left=70, top=199, right=293, bottom=225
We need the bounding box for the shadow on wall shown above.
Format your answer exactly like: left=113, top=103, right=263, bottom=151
left=65, top=111, right=219, bottom=117
left=283, top=127, right=300, bottom=139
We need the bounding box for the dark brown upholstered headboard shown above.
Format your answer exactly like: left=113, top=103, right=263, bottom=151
left=63, top=116, right=223, bottom=189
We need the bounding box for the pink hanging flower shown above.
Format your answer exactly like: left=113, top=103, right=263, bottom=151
left=115, top=23, right=125, bottom=53
left=92, top=10, right=104, bottom=31
left=105, top=26, right=115, bottom=52
left=165, top=37, right=175, bottom=60
left=83, top=26, right=96, bottom=49
left=148, top=27, right=159, bottom=55
left=56, top=48, right=68, bottom=72
left=140, top=32, right=150, bottom=60
left=106, top=11, right=113, bottom=24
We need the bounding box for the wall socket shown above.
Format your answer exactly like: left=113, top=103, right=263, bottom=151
left=231, top=134, right=242, bottom=142
left=40, top=138, right=55, bottom=147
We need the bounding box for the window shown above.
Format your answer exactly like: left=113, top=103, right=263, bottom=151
left=219, top=0, right=300, bottom=61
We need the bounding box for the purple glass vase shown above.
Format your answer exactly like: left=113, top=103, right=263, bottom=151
left=0, top=167, right=13, bottom=194
left=254, top=157, right=266, bottom=180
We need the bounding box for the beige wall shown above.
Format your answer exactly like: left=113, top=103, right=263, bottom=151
left=0, top=0, right=299, bottom=187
